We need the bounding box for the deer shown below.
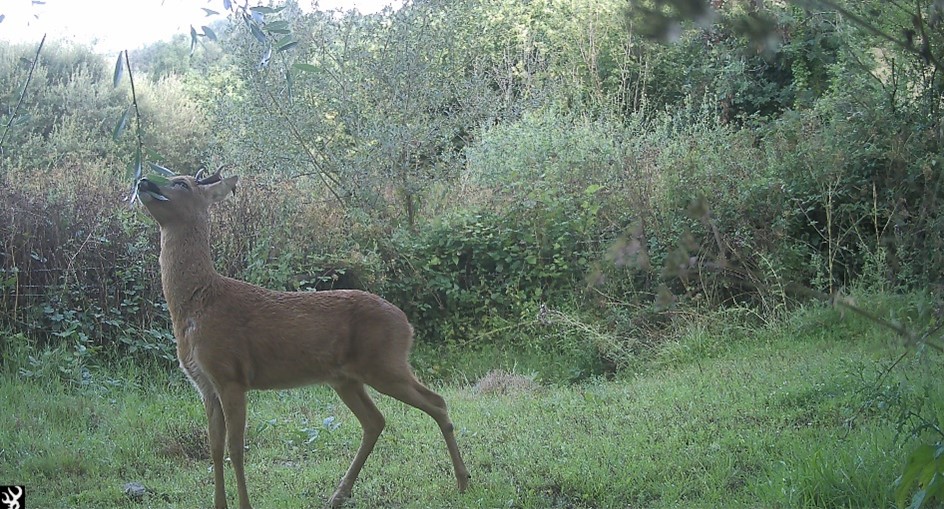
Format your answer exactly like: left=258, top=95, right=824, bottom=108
left=136, top=169, right=470, bottom=509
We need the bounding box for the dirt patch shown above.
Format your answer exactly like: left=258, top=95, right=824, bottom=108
left=472, top=370, right=541, bottom=396
left=158, top=424, right=209, bottom=461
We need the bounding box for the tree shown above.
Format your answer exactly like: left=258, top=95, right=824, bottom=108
left=211, top=1, right=500, bottom=226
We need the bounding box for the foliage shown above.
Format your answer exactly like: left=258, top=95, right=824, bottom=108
left=5, top=0, right=944, bottom=505
left=0, top=168, right=173, bottom=361
left=0, top=41, right=127, bottom=173
left=455, top=0, right=631, bottom=113
left=206, top=1, right=502, bottom=226
left=3, top=0, right=942, bottom=367
left=625, top=1, right=843, bottom=119
left=625, top=3, right=944, bottom=505
left=383, top=202, right=596, bottom=342
left=129, top=31, right=227, bottom=83
left=898, top=441, right=944, bottom=509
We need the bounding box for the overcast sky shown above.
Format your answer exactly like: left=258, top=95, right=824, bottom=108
left=0, top=0, right=401, bottom=54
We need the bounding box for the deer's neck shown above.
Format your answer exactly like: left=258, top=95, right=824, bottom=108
left=158, top=221, right=222, bottom=323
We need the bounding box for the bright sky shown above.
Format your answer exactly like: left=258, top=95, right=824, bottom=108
left=0, top=0, right=401, bottom=54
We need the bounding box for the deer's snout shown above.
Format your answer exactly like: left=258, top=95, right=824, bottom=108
left=137, top=179, right=168, bottom=202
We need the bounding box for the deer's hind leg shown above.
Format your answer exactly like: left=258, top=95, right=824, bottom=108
left=369, top=371, right=470, bottom=493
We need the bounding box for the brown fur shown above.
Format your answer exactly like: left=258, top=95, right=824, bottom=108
left=138, top=173, right=469, bottom=509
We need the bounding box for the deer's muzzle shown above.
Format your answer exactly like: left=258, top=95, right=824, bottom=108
left=137, top=179, right=169, bottom=202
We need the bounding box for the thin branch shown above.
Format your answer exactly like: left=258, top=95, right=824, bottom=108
left=907, top=410, right=944, bottom=439
left=798, top=0, right=943, bottom=72
left=258, top=83, right=346, bottom=207
left=0, top=34, right=46, bottom=159
left=124, top=51, right=146, bottom=156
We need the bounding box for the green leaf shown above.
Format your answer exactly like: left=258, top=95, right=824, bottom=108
left=926, top=473, right=944, bottom=500
left=249, top=22, right=266, bottom=43
left=201, top=8, right=219, bottom=15
left=898, top=445, right=938, bottom=508
left=133, top=148, right=143, bottom=181
left=10, top=113, right=30, bottom=126
left=147, top=175, right=171, bottom=186
left=266, top=20, right=291, bottom=33
left=190, top=25, right=198, bottom=54
left=250, top=6, right=285, bottom=14
left=112, top=105, right=131, bottom=140
left=148, top=162, right=175, bottom=176
left=202, top=26, right=218, bottom=41
left=113, top=51, right=124, bottom=88
left=52, top=326, right=77, bottom=338
left=277, top=38, right=298, bottom=52
left=125, top=161, right=138, bottom=181
left=293, top=63, right=317, bottom=73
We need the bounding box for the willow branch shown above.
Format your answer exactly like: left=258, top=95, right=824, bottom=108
left=0, top=34, right=46, bottom=159
left=257, top=81, right=346, bottom=207
left=123, top=51, right=146, bottom=157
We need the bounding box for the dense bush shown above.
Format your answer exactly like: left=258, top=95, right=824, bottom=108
left=0, top=42, right=127, bottom=173
left=0, top=42, right=210, bottom=366
left=383, top=202, right=597, bottom=344
left=0, top=165, right=170, bottom=365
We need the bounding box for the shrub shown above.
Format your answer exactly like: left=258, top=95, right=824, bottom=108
left=382, top=201, right=598, bottom=346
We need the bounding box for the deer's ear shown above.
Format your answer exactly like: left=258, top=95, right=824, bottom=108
left=206, top=175, right=239, bottom=203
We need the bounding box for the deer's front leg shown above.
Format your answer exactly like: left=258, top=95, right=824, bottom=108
left=220, top=388, right=251, bottom=509
left=328, top=381, right=386, bottom=508
left=204, top=393, right=228, bottom=509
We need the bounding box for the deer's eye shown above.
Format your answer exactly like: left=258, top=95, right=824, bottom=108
left=172, top=181, right=190, bottom=190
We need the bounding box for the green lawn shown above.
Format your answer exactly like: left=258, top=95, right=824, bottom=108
left=1, top=300, right=941, bottom=508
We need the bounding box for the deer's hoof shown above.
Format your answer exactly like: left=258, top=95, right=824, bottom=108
left=327, top=488, right=351, bottom=508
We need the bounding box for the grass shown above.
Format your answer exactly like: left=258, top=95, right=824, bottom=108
left=1, top=296, right=942, bottom=508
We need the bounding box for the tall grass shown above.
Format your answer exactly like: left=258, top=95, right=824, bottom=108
left=2, top=294, right=939, bottom=508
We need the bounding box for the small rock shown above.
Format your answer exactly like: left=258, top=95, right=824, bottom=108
left=123, top=482, right=147, bottom=501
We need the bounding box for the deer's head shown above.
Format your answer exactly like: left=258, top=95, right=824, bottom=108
left=137, top=169, right=238, bottom=227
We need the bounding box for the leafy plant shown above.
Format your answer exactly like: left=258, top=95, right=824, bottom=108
left=383, top=200, right=598, bottom=346
left=898, top=440, right=944, bottom=509
left=0, top=34, right=44, bottom=163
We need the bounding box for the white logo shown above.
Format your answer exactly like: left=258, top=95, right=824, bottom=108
left=1, top=486, right=23, bottom=509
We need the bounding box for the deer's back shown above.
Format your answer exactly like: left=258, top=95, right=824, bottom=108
left=179, top=277, right=415, bottom=390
